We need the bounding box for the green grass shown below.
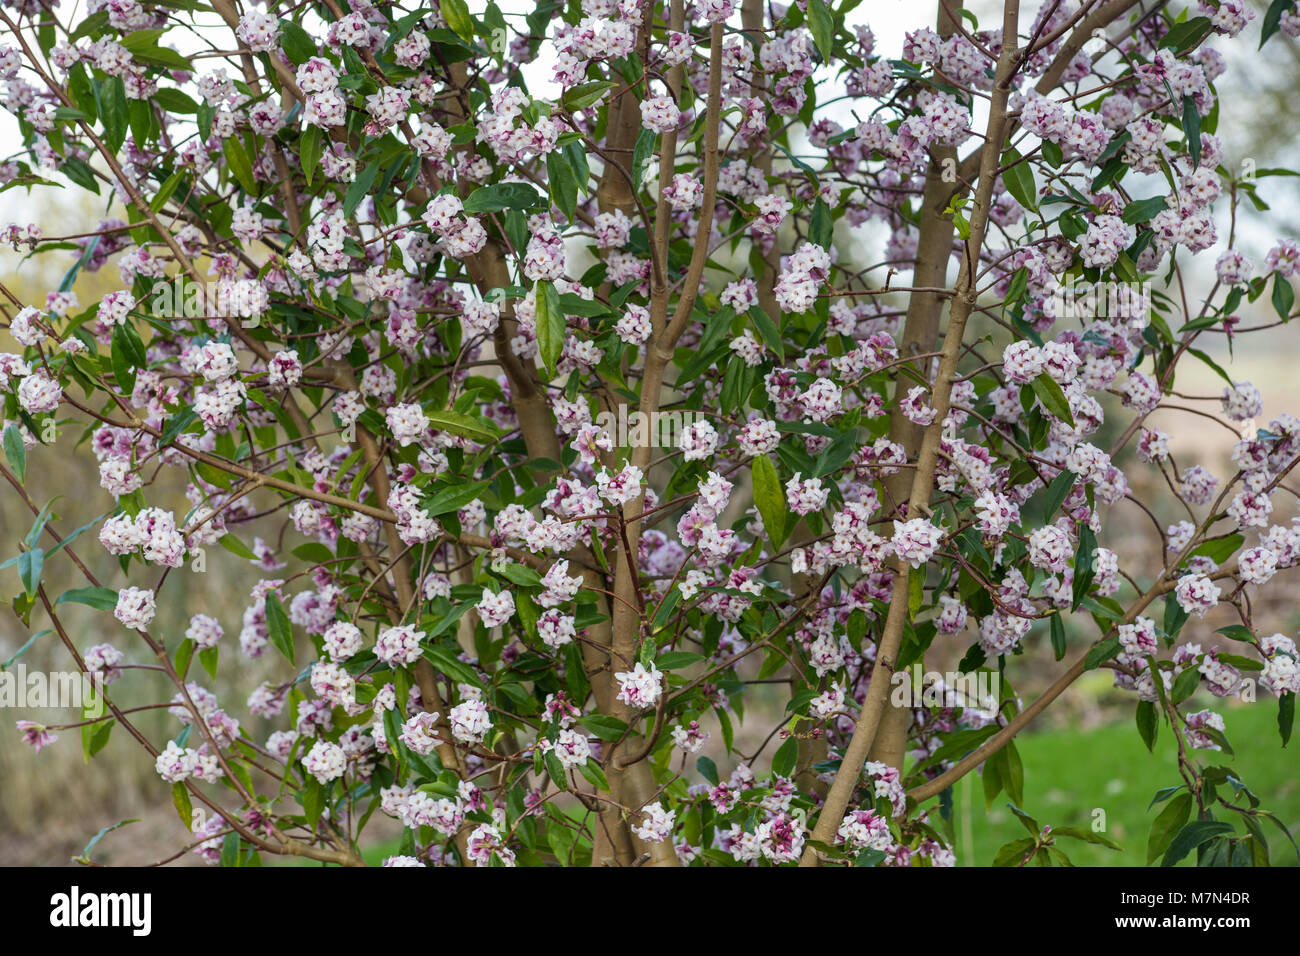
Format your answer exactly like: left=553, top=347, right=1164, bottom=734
left=942, top=695, right=1300, bottom=866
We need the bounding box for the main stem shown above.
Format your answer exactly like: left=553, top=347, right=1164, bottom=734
left=799, top=0, right=1021, bottom=865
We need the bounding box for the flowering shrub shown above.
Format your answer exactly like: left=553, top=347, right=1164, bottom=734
left=2, top=0, right=1299, bottom=867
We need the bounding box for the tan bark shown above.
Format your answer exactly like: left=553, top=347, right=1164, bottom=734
left=800, top=0, right=1023, bottom=866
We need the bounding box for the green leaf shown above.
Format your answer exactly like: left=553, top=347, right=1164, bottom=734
left=771, top=736, right=798, bottom=777
left=199, top=646, right=219, bottom=680
left=751, top=454, right=788, bottom=550
left=119, top=34, right=190, bottom=70
left=60, top=157, right=100, bottom=195
left=222, top=135, right=256, bottom=195
left=292, top=542, right=335, bottom=564
left=96, top=75, right=129, bottom=154
left=343, top=162, right=379, bottom=217
left=1001, top=741, right=1024, bottom=806
left=463, top=181, right=545, bottom=214
left=1007, top=802, right=1040, bottom=837
left=578, top=714, right=628, bottom=741
left=72, top=818, right=140, bottom=865
left=535, top=280, right=564, bottom=377
left=1052, top=825, right=1122, bottom=850
left=562, top=80, right=617, bottom=112
left=1071, top=523, right=1096, bottom=611
left=1182, top=95, right=1201, bottom=168
left=632, top=128, right=656, bottom=189
left=56, top=586, right=119, bottom=610
left=810, top=198, right=833, bottom=248
left=422, top=644, right=481, bottom=687
left=1163, top=592, right=1190, bottom=642
left=1135, top=699, right=1158, bottom=752
left=300, top=777, right=323, bottom=832
left=172, top=781, right=192, bottom=828
left=1186, top=347, right=1233, bottom=387
left=423, top=409, right=504, bottom=443
left=546, top=150, right=579, bottom=222
left=652, top=587, right=682, bottom=630
left=748, top=305, right=784, bottom=361
left=696, top=755, right=719, bottom=785
left=220, top=832, right=241, bottom=867
left=110, top=324, right=137, bottom=394
left=117, top=317, right=147, bottom=367
left=218, top=533, right=257, bottom=560
left=1, top=629, right=49, bottom=670
left=149, top=169, right=186, bottom=215
left=1121, top=196, right=1167, bottom=225
left=578, top=759, right=609, bottom=791
left=1170, top=665, right=1200, bottom=704
left=1041, top=468, right=1076, bottom=519
left=1261, top=0, right=1293, bottom=47
left=1084, top=635, right=1121, bottom=670
left=299, top=125, right=323, bottom=187
left=3, top=424, right=26, bottom=483
left=983, top=746, right=1004, bottom=808
left=264, top=592, right=294, bottom=664
left=82, top=718, right=114, bottom=762
left=17, top=548, right=43, bottom=599
left=153, top=87, right=198, bottom=114
left=993, top=836, right=1036, bottom=867
left=1162, top=820, right=1234, bottom=867
left=1030, top=373, right=1075, bottom=427
left=655, top=650, right=703, bottom=670
left=1160, top=16, right=1214, bottom=53
left=424, top=479, right=490, bottom=517
left=497, top=563, right=542, bottom=587
left=159, top=408, right=198, bottom=448
left=173, top=637, right=195, bottom=680
left=440, top=0, right=474, bottom=42
left=1188, top=534, right=1242, bottom=564
left=1000, top=148, right=1038, bottom=212
left=544, top=750, right=568, bottom=789
left=807, top=0, right=834, bottom=61
left=1049, top=613, right=1066, bottom=661
left=1272, top=273, right=1294, bottom=321
left=1214, top=624, right=1255, bottom=644
left=278, top=20, right=317, bottom=64
left=1280, top=691, right=1295, bottom=747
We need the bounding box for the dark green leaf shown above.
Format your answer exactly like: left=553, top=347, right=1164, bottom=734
left=535, top=280, right=565, bottom=377
left=1001, top=148, right=1038, bottom=211
left=1272, top=273, right=1294, bottom=321
left=1162, top=820, right=1234, bottom=867
left=1136, top=699, right=1158, bottom=752
left=1182, top=96, right=1201, bottom=168
left=751, top=453, right=788, bottom=550
left=807, top=0, right=834, bottom=61
left=3, top=424, right=26, bottom=483
left=1030, top=373, right=1075, bottom=427
left=264, top=593, right=294, bottom=664
left=462, top=181, right=545, bottom=214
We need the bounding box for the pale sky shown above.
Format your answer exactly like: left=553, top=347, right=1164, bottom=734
left=1, top=1, right=1294, bottom=286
